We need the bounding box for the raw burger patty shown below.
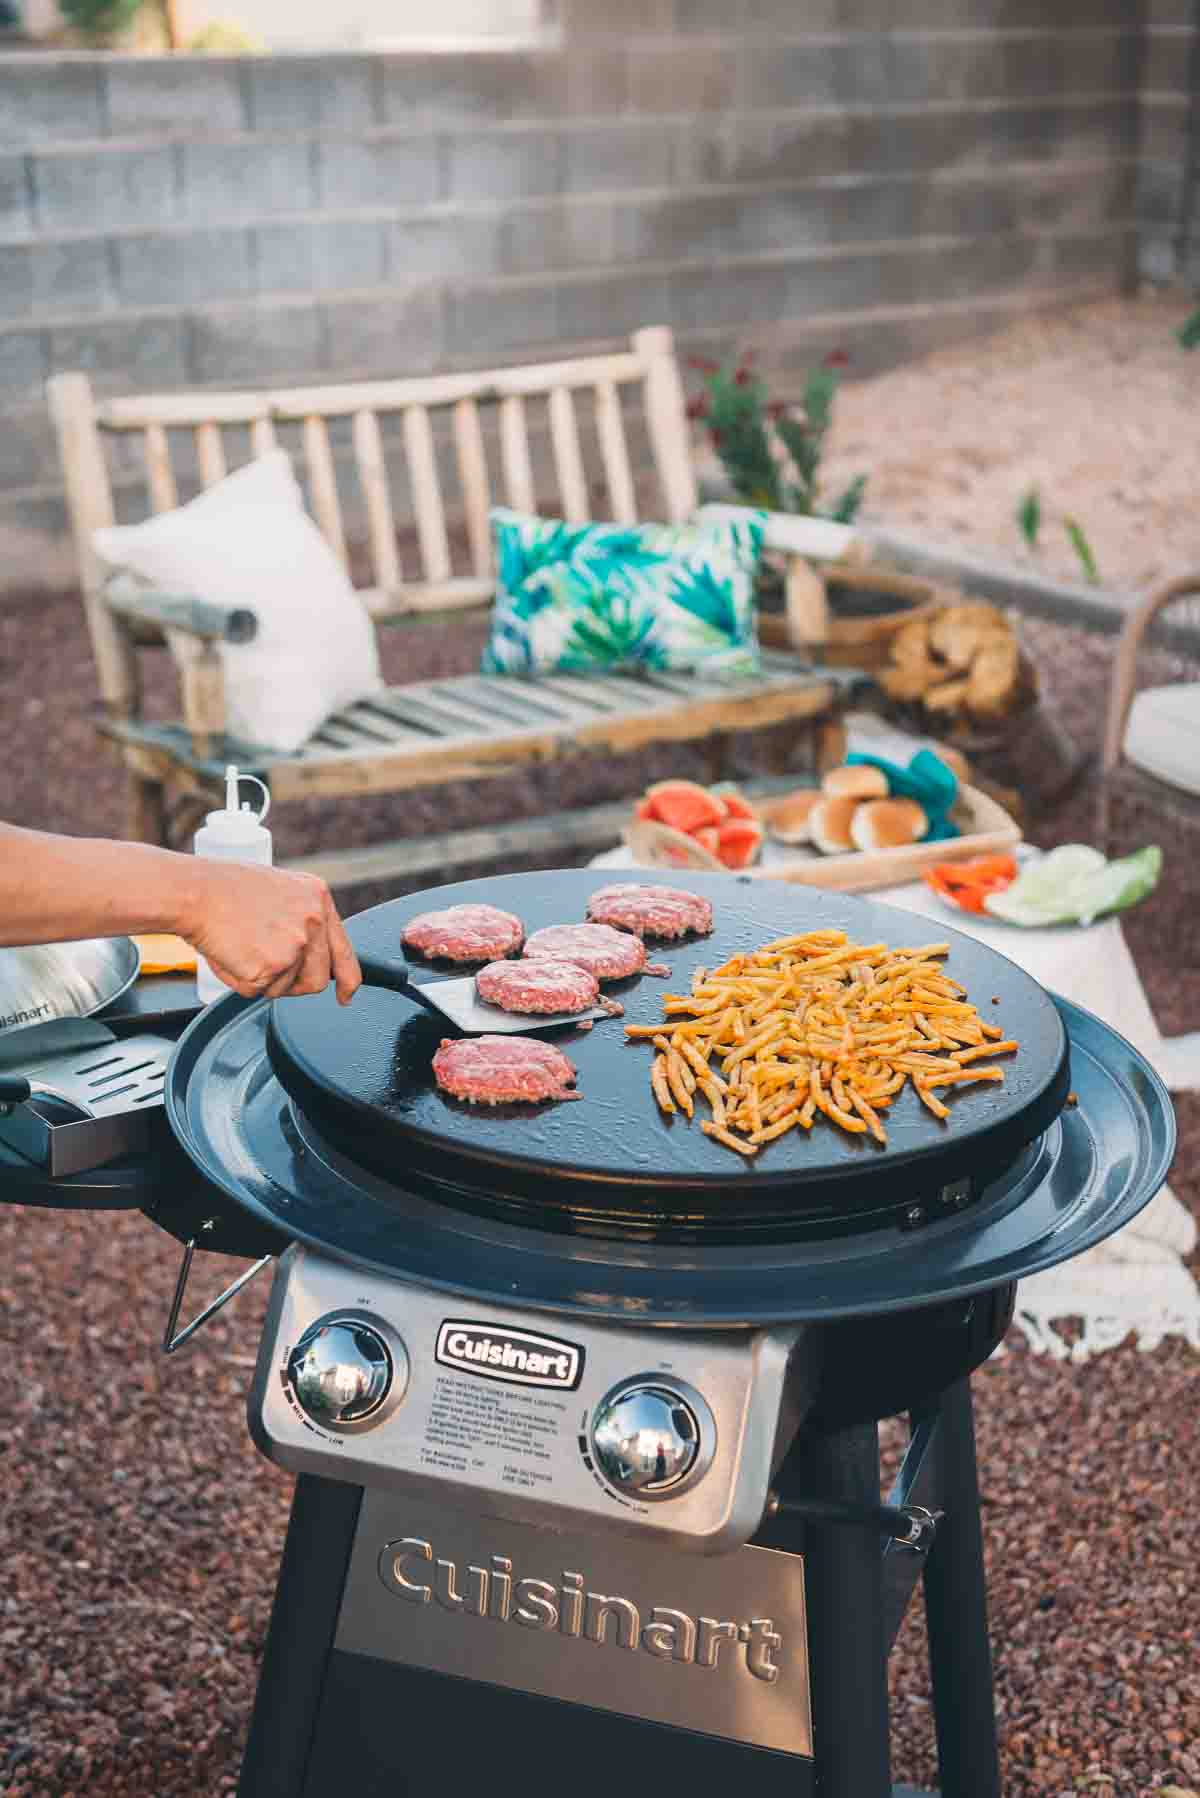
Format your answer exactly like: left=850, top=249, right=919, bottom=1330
left=522, top=922, right=646, bottom=980
left=586, top=883, right=714, bottom=939
left=476, top=958, right=599, bottom=1016
left=432, top=1035, right=579, bottom=1104
left=402, top=903, right=524, bottom=962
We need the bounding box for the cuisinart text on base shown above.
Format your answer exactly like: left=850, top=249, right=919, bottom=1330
left=379, top=1538, right=781, bottom=1682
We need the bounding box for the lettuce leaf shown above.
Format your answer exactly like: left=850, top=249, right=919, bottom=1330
left=984, top=845, right=1161, bottom=927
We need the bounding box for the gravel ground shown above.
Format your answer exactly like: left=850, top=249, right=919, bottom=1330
left=822, top=293, right=1200, bottom=595
left=3, top=297, right=1200, bottom=1796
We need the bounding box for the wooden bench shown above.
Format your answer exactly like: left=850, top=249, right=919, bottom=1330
left=48, top=327, right=844, bottom=889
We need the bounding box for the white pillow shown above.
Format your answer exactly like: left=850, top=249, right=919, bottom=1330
left=1124, top=682, right=1200, bottom=797
left=94, top=450, right=382, bottom=754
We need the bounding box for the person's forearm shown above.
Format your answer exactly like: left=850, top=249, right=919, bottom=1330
left=0, top=825, right=204, bottom=947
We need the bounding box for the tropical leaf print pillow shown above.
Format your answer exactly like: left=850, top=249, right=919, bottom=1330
left=481, top=509, right=766, bottom=679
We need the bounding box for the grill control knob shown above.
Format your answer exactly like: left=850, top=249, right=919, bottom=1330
left=286, top=1313, right=407, bottom=1434
left=590, top=1378, right=715, bottom=1500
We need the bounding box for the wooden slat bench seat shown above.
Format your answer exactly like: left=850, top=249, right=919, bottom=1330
left=48, top=328, right=845, bottom=890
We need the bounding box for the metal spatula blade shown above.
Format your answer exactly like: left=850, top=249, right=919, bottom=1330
left=357, top=954, right=613, bottom=1035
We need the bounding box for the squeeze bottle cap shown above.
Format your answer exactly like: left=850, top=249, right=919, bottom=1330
left=202, top=764, right=271, bottom=845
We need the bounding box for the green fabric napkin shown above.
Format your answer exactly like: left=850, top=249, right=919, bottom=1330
left=844, top=748, right=960, bottom=841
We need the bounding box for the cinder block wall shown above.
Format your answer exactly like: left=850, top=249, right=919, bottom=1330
left=0, top=7, right=1148, bottom=575
left=1138, top=0, right=1198, bottom=284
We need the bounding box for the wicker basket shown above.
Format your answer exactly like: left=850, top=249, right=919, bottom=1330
left=758, top=559, right=941, bottom=670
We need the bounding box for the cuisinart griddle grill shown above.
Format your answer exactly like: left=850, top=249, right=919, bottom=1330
left=1, top=872, right=1175, bottom=1798
left=169, top=871, right=1174, bottom=1798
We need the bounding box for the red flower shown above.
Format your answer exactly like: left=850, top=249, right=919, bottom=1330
left=823, top=349, right=850, bottom=369
left=685, top=396, right=709, bottom=421
left=710, top=428, right=724, bottom=448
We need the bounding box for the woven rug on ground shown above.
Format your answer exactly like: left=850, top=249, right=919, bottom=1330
left=1008, top=1185, right=1200, bottom=1362
left=878, top=874, right=1200, bottom=1362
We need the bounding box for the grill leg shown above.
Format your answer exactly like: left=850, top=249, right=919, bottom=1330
left=797, top=1420, right=893, bottom=1798
left=238, top=1474, right=363, bottom=1798
left=923, top=1380, right=1002, bottom=1798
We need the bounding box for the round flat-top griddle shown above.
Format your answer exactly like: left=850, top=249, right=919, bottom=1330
left=265, top=870, right=1070, bottom=1232
left=166, top=988, right=1171, bottom=1325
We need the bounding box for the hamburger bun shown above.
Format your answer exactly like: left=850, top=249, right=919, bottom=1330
left=809, top=794, right=860, bottom=855
left=849, top=797, right=929, bottom=852
left=762, top=788, right=821, bottom=844
left=821, top=763, right=889, bottom=801
left=930, top=744, right=969, bottom=783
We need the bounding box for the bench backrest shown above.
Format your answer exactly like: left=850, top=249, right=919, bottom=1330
left=48, top=326, right=699, bottom=718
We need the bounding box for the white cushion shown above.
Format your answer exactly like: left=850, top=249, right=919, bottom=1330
left=695, top=503, right=857, bottom=564
left=1124, top=683, right=1200, bottom=798
left=94, top=451, right=382, bottom=754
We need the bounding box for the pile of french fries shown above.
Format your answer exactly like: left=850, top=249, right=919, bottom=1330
left=627, top=928, right=1017, bottom=1158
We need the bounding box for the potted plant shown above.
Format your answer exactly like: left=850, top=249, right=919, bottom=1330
left=56, top=0, right=150, bottom=42
left=688, top=353, right=939, bottom=667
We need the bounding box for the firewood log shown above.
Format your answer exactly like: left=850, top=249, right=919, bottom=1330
left=966, top=638, right=1021, bottom=720
left=890, top=616, right=932, bottom=668
left=923, top=676, right=972, bottom=713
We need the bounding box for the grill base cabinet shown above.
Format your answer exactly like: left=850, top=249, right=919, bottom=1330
left=240, top=1379, right=997, bottom=1798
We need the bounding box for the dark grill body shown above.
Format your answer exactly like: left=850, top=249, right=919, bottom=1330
left=0, top=869, right=1175, bottom=1798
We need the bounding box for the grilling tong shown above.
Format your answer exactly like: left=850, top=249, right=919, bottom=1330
left=354, top=952, right=615, bottom=1035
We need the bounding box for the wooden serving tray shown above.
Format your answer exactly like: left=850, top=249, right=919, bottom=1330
left=623, top=783, right=1020, bottom=895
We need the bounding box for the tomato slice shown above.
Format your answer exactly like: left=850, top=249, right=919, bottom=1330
left=924, top=853, right=1018, bottom=913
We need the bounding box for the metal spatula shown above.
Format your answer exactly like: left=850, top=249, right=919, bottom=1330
left=357, top=953, right=614, bottom=1035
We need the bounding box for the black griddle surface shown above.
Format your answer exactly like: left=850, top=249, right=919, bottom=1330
left=166, top=989, right=1172, bottom=1322
left=266, top=871, right=1069, bottom=1222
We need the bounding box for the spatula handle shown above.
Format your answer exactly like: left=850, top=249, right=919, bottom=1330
left=357, top=954, right=447, bottom=1023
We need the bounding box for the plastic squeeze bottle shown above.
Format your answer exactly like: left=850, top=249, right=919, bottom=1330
left=193, top=763, right=272, bottom=1004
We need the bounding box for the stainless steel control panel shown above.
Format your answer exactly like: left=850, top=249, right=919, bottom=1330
left=248, top=1246, right=813, bottom=1553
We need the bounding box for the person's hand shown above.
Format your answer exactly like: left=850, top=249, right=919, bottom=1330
left=180, top=860, right=361, bottom=1002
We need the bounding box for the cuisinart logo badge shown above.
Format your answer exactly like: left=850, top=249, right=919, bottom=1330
left=435, top=1321, right=584, bottom=1391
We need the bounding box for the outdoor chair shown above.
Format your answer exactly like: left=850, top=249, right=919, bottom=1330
left=48, top=328, right=845, bottom=890
left=1098, top=570, right=1200, bottom=854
